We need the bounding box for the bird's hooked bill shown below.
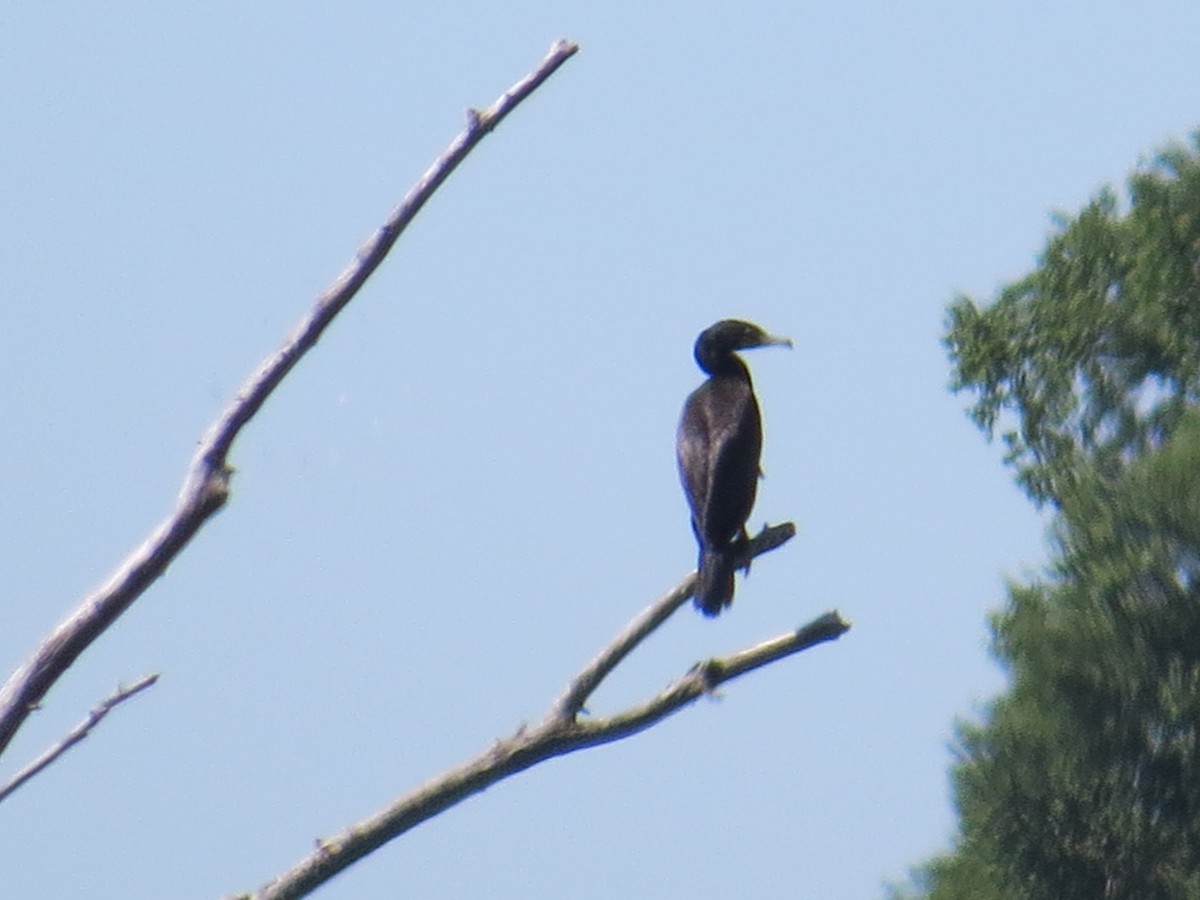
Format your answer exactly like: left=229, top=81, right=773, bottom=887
left=747, top=330, right=791, bottom=351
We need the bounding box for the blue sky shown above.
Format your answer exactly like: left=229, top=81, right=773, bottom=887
left=2, top=4, right=1198, bottom=898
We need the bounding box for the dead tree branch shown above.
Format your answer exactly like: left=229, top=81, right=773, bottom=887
left=0, top=39, right=579, bottom=769
left=3, top=38, right=850, bottom=900
left=239, top=525, right=849, bottom=900
left=551, top=521, right=796, bottom=721
left=0, top=674, right=159, bottom=804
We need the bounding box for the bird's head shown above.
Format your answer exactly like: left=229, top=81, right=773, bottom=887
left=694, top=319, right=792, bottom=372
left=709, top=319, right=792, bottom=351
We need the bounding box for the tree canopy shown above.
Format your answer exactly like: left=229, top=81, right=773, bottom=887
left=902, top=131, right=1200, bottom=900
left=946, top=133, right=1200, bottom=507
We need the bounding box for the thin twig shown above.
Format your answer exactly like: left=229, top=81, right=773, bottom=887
left=0, top=39, right=580, bottom=764
left=241, top=602, right=848, bottom=900
left=0, top=674, right=159, bottom=804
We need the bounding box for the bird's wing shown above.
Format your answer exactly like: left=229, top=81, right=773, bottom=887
left=676, top=393, right=712, bottom=525
left=702, top=386, right=762, bottom=542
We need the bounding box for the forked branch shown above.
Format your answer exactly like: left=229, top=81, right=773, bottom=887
left=240, top=528, right=848, bottom=900
left=2, top=38, right=852, bottom=900
left=552, top=521, right=796, bottom=720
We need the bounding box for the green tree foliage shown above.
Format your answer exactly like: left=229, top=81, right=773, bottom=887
left=946, top=133, right=1200, bottom=507
left=904, top=132, right=1200, bottom=900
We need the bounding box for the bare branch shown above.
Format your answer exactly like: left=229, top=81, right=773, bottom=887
left=0, top=39, right=580, bottom=763
left=0, top=674, right=159, bottom=805
left=710, top=611, right=850, bottom=681
left=242, top=605, right=847, bottom=900
left=551, top=521, right=796, bottom=721
left=575, top=611, right=851, bottom=746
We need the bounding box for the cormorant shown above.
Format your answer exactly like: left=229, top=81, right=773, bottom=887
left=677, top=319, right=791, bottom=616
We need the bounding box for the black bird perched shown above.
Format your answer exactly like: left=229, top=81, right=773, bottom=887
left=677, top=319, right=791, bottom=616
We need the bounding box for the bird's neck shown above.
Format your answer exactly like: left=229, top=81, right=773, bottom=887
left=698, top=351, right=749, bottom=379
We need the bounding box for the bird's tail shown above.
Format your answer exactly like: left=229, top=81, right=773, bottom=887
left=694, top=549, right=736, bottom=616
